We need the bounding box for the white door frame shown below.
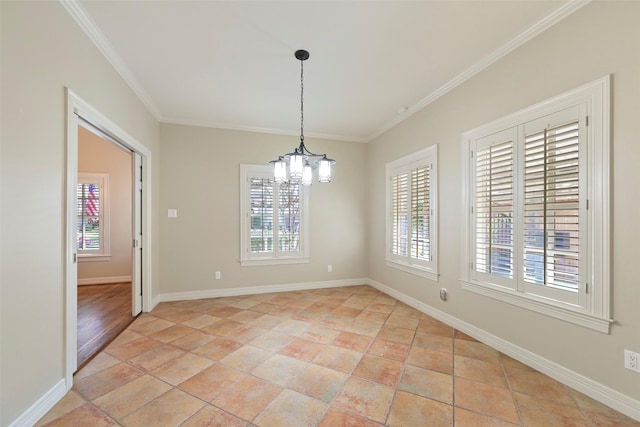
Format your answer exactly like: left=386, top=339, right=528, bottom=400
left=65, top=88, right=153, bottom=388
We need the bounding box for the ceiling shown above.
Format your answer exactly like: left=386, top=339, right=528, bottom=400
left=67, top=0, right=583, bottom=142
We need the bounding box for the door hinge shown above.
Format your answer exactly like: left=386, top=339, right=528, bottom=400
left=73, top=253, right=77, bottom=263
left=586, top=199, right=589, bottom=210
left=470, top=262, right=474, bottom=270
left=586, top=283, right=589, bottom=294
left=585, top=115, right=589, bottom=126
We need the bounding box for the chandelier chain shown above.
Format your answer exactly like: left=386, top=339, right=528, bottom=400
left=300, top=58, right=304, bottom=143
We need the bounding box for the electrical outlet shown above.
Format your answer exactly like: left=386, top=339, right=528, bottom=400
left=440, top=288, right=448, bottom=301
left=327, top=265, right=332, bottom=273
left=624, top=350, right=640, bottom=373
left=215, top=271, right=221, bottom=280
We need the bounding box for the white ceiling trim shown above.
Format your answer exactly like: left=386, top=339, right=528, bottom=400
left=160, top=117, right=369, bottom=144
left=59, top=0, right=163, bottom=120
left=366, top=0, right=591, bottom=142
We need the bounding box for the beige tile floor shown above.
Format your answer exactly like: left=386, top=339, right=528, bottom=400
left=37, top=285, right=639, bottom=426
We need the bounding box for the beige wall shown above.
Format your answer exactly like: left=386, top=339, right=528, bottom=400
left=159, top=124, right=368, bottom=294
left=78, top=126, right=133, bottom=281
left=0, top=1, right=160, bottom=425
left=367, top=1, right=640, bottom=401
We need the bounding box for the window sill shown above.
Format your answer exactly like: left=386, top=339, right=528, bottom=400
left=386, top=259, right=439, bottom=282
left=240, top=257, right=310, bottom=267
left=460, top=279, right=612, bottom=333
left=78, top=254, right=111, bottom=262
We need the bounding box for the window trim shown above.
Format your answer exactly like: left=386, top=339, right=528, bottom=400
left=77, top=172, right=111, bottom=261
left=385, top=144, right=439, bottom=281
left=460, top=76, right=611, bottom=333
left=240, top=164, right=309, bottom=267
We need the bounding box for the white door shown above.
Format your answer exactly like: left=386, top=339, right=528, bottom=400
left=132, top=152, right=143, bottom=315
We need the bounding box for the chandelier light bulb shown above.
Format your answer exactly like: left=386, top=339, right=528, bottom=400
left=274, top=159, right=287, bottom=183
left=301, top=162, right=313, bottom=186
left=318, top=157, right=332, bottom=183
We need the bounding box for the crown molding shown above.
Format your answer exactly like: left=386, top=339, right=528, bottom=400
left=160, top=117, right=368, bottom=143
left=366, top=0, right=592, bottom=142
left=59, top=0, right=163, bottom=120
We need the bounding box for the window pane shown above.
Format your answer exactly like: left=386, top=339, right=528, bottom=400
left=249, top=178, right=274, bottom=253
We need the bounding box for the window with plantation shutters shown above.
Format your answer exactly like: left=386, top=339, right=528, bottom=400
left=241, top=165, right=309, bottom=266
left=77, top=173, right=110, bottom=258
left=461, top=76, right=611, bottom=333
left=386, top=145, right=438, bottom=280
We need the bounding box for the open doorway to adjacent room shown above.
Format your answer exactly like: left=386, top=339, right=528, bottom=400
left=76, top=124, right=136, bottom=368
left=66, top=89, right=150, bottom=380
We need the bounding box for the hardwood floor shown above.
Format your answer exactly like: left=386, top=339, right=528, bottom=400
left=77, top=282, right=136, bottom=369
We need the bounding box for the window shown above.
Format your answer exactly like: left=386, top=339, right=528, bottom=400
left=240, top=164, right=309, bottom=266
left=77, top=173, right=110, bottom=260
left=386, top=144, right=438, bottom=280
left=461, top=76, right=610, bottom=333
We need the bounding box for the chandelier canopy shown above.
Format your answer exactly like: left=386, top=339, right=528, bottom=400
left=270, top=50, right=335, bottom=186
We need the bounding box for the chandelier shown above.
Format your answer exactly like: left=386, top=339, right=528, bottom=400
left=270, top=49, right=335, bottom=186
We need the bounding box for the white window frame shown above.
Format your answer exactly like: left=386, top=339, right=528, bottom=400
left=77, top=172, right=111, bottom=261
left=460, top=76, right=611, bottom=333
left=385, top=144, right=439, bottom=281
left=240, top=164, right=309, bottom=266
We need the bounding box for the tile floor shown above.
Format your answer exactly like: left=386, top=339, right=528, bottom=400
left=37, top=285, right=639, bottom=426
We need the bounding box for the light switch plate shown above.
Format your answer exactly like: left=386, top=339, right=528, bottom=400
left=168, top=209, right=177, bottom=218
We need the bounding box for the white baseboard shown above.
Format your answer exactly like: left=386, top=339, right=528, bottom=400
left=149, top=278, right=369, bottom=312
left=77, top=275, right=132, bottom=285
left=366, top=278, right=640, bottom=422
left=8, top=379, right=67, bottom=427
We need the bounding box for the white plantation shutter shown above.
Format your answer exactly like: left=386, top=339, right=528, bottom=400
left=391, top=173, right=409, bottom=257
left=249, top=177, right=274, bottom=253
left=473, top=130, right=514, bottom=283
left=411, top=166, right=431, bottom=262
left=523, top=109, right=581, bottom=294
left=386, top=145, right=438, bottom=279
left=278, top=181, right=301, bottom=253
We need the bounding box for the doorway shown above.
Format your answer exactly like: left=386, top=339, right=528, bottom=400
left=65, top=89, right=151, bottom=386
left=76, top=124, right=136, bottom=368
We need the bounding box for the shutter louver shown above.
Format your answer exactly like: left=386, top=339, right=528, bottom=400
left=475, top=140, right=514, bottom=278
left=524, top=120, right=580, bottom=290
